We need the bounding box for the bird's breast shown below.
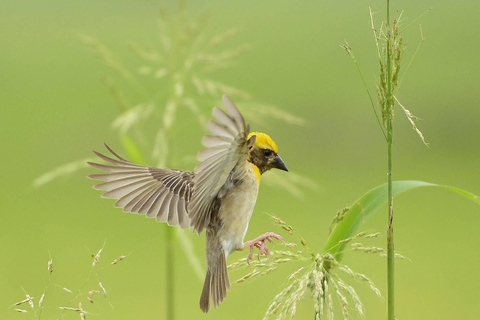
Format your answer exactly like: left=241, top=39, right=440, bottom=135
left=216, top=164, right=260, bottom=256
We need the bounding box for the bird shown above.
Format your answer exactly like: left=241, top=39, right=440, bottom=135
left=87, top=95, right=288, bottom=313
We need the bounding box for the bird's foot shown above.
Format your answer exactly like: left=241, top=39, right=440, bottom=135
left=241, top=232, right=284, bottom=265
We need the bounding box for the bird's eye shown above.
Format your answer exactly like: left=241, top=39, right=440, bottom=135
left=263, top=149, right=273, bottom=157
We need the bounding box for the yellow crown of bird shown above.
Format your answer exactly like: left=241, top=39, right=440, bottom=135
left=248, top=131, right=278, bottom=153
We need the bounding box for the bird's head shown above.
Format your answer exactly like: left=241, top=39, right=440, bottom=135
left=247, top=132, right=288, bottom=174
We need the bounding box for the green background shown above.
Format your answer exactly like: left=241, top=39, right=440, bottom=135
left=2, top=0, right=479, bottom=319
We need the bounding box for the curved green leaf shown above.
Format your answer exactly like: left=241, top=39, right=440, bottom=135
left=324, top=180, right=480, bottom=262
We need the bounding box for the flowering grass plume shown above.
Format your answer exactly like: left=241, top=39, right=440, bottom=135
left=228, top=214, right=394, bottom=319
left=35, top=1, right=307, bottom=197
left=11, top=244, right=125, bottom=319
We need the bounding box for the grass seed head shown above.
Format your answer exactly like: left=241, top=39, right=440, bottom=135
left=39, top=293, right=45, bottom=307
left=47, top=259, right=53, bottom=274
left=111, top=255, right=127, bottom=265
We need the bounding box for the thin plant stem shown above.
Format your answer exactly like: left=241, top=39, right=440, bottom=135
left=166, top=226, right=175, bottom=320
left=386, top=117, right=394, bottom=320
left=161, top=52, right=182, bottom=318
left=162, top=130, right=175, bottom=320
left=385, top=1, right=395, bottom=320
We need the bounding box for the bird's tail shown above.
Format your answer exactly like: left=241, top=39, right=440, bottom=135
left=199, top=249, right=230, bottom=313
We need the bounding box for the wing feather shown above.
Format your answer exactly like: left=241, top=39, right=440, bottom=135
left=158, top=192, right=174, bottom=223
left=129, top=183, right=160, bottom=212
left=197, top=146, right=228, bottom=162
left=88, top=171, right=149, bottom=182
left=148, top=190, right=169, bottom=219
left=138, top=187, right=163, bottom=215
left=207, top=120, right=235, bottom=138
left=88, top=145, right=193, bottom=229
left=120, top=182, right=161, bottom=212
left=132, top=184, right=158, bottom=213
left=92, top=151, right=138, bottom=167
left=188, top=95, right=250, bottom=234
left=102, top=178, right=154, bottom=199
left=168, top=196, right=180, bottom=226
left=114, top=182, right=156, bottom=208
left=93, top=174, right=152, bottom=191
left=201, top=136, right=232, bottom=148
left=177, top=197, right=189, bottom=228
left=87, top=162, right=137, bottom=173
left=212, top=107, right=238, bottom=133
left=222, top=95, right=246, bottom=133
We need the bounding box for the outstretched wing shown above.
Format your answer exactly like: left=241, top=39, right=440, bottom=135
left=188, top=95, right=252, bottom=234
left=87, top=144, right=193, bottom=229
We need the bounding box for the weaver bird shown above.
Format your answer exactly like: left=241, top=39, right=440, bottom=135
left=87, top=95, right=288, bottom=313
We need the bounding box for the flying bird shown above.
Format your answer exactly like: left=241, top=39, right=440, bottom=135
left=87, top=95, right=288, bottom=312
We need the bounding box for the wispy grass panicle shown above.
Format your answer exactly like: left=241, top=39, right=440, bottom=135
left=375, top=15, right=404, bottom=129
left=261, top=250, right=380, bottom=320
left=11, top=244, right=122, bottom=319
left=35, top=2, right=307, bottom=194
left=230, top=215, right=384, bottom=320
left=33, top=158, right=96, bottom=188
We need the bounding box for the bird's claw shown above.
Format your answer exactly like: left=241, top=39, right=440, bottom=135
left=243, top=232, right=284, bottom=265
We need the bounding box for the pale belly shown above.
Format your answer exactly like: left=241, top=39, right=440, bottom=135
left=217, top=174, right=259, bottom=257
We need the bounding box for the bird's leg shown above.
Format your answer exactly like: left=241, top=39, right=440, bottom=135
left=239, top=232, right=284, bottom=265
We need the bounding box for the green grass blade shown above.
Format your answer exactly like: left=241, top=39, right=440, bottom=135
left=121, top=134, right=146, bottom=165
left=440, top=185, right=480, bottom=204
left=324, top=180, right=480, bottom=261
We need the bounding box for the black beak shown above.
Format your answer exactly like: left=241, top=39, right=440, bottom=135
left=270, top=155, right=288, bottom=172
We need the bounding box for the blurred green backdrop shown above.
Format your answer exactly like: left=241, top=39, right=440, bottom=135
left=2, top=0, right=479, bottom=319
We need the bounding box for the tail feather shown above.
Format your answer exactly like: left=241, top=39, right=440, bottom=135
left=200, top=271, right=212, bottom=313
left=199, top=250, right=230, bottom=313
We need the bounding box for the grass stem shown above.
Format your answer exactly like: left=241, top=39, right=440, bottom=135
left=385, top=1, right=395, bottom=319
left=386, top=120, right=394, bottom=320
left=166, top=226, right=175, bottom=320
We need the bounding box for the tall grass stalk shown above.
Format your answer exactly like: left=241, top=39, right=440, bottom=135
left=385, top=1, right=395, bottom=319
left=346, top=2, right=408, bottom=318
left=166, top=226, right=175, bottom=320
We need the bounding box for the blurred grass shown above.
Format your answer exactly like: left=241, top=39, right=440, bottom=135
left=2, top=0, right=480, bottom=319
